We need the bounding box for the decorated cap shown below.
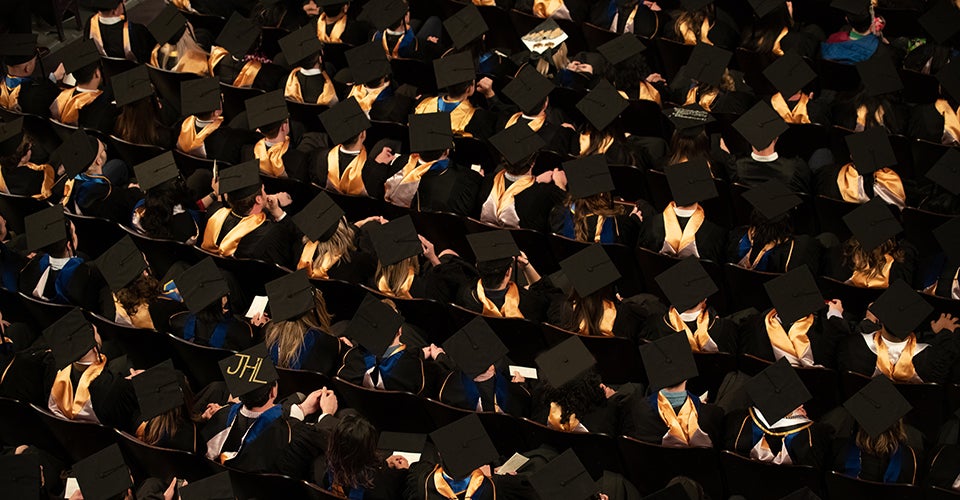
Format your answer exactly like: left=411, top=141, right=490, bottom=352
left=218, top=344, right=279, bottom=397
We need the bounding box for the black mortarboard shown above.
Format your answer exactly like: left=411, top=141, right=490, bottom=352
left=178, top=472, right=234, bottom=500
left=763, top=51, right=817, bottom=98
left=938, top=59, right=960, bottom=103
left=597, top=34, right=646, bottom=66
left=831, top=0, right=870, bottom=15
left=843, top=377, right=911, bottom=438
left=680, top=0, right=713, bottom=9
left=378, top=432, right=427, bottom=453
left=176, top=258, right=230, bottom=313
left=293, top=192, right=344, bottom=243
left=73, top=445, right=131, bottom=500
left=502, top=65, right=554, bottom=115
left=664, top=104, right=715, bottom=132
left=559, top=244, right=620, bottom=297
left=217, top=13, right=261, bottom=57
left=842, top=197, right=902, bottom=251
left=147, top=4, right=187, bottom=45
left=845, top=127, right=897, bottom=174
left=868, top=280, right=934, bottom=339
left=246, top=90, right=289, bottom=131
left=577, top=79, right=628, bottom=131
left=56, top=130, right=99, bottom=177
left=320, top=98, right=371, bottom=145
left=745, top=358, right=812, bottom=422
left=180, top=78, right=222, bottom=116
left=0, top=454, right=40, bottom=499
left=83, top=0, right=122, bottom=9
left=44, top=308, right=95, bottom=369
left=934, top=216, right=960, bottom=261
left=25, top=205, right=67, bottom=252
left=919, top=0, right=960, bottom=43
left=434, top=51, right=477, bottom=89
left=536, top=336, right=595, bottom=388
left=742, top=179, right=803, bottom=220
left=684, top=43, right=731, bottom=87
left=279, top=25, right=323, bottom=68
left=265, top=269, right=315, bottom=322
left=489, top=123, right=547, bottom=165
left=345, top=42, right=392, bottom=84
left=430, top=414, right=498, bottom=479
left=444, top=4, right=488, bottom=49
left=409, top=112, right=453, bottom=153
left=748, top=0, right=786, bottom=17
left=218, top=344, right=278, bottom=397
left=133, top=151, right=179, bottom=192
left=367, top=215, right=422, bottom=266
left=856, top=55, right=903, bottom=97
left=665, top=159, right=718, bottom=206
left=563, top=155, right=615, bottom=199
left=219, top=160, right=262, bottom=199
left=733, top=102, right=789, bottom=150
left=442, top=317, right=509, bottom=378
left=466, top=230, right=520, bottom=263
left=530, top=449, right=598, bottom=500
left=344, top=294, right=404, bottom=355
left=112, top=65, right=154, bottom=107
left=764, top=266, right=825, bottom=325
left=97, top=236, right=147, bottom=291
left=0, top=33, right=38, bottom=65
left=359, top=0, right=409, bottom=30
left=655, top=257, right=718, bottom=312
left=640, top=333, right=698, bottom=391
left=60, top=39, right=100, bottom=75
left=926, top=148, right=960, bottom=195
left=0, top=117, right=23, bottom=157
left=132, top=360, right=184, bottom=421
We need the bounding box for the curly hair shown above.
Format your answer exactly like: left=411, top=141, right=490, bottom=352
left=139, top=179, right=193, bottom=240
left=327, top=413, right=379, bottom=491
left=747, top=209, right=793, bottom=250
left=843, top=237, right=904, bottom=281
left=116, top=273, right=160, bottom=317
left=545, top=370, right=605, bottom=423
left=567, top=193, right=626, bottom=243
left=674, top=4, right=715, bottom=44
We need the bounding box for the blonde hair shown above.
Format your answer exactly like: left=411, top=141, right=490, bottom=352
left=142, top=409, right=182, bottom=446
left=856, top=419, right=907, bottom=457
left=309, top=219, right=357, bottom=268
left=157, top=23, right=209, bottom=73
left=375, top=256, right=419, bottom=297
left=535, top=43, right=570, bottom=76
left=843, top=238, right=904, bottom=281
left=264, top=290, right=334, bottom=368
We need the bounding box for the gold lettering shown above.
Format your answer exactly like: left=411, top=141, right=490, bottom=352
left=226, top=354, right=269, bottom=384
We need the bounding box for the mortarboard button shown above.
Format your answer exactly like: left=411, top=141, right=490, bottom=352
left=180, top=78, right=222, bottom=117
left=640, top=333, right=698, bottom=391
left=293, top=192, right=345, bottom=243
left=559, top=244, right=620, bottom=297
left=562, top=155, right=615, bottom=199
left=489, top=123, right=547, bottom=166
left=665, top=159, right=718, bottom=206
left=133, top=151, right=180, bottom=192
left=265, top=269, right=316, bottom=322
left=733, top=101, right=789, bottom=150
left=655, top=257, right=718, bottom=312
left=175, top=258, right=230, bottom=314
left=245, top=90, right=290, bottom=131
left=319, top=98, right=371, bottom=145
left=96, top=236, right=147, bottom=292
left=843, top=376, right=911, bottom=437
left=344, top=294, right=404, bottom=355
left=764, top=266, right=825, bottom=325
left=503, top=65, right=554, bottom=116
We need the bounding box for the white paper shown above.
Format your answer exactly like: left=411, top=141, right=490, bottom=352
left=509, top=365, right=538, bottom=379
left=64, top=478, right=79, bottom=499
left=391, top=451, right=421, bottom=464
left=497, top=453, right=529, bottom=475
left=245, top=295, right=269, bottom=318
left=521, top=20, right=568, bottom=54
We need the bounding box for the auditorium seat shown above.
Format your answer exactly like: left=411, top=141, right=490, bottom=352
left=901, top=207, right=956, bottom=259
left=517, top=417, right=623, bottom=477
left=285, top=100, right=328, bottom=132
left=17, top=291, right=75, bottom=330
left=0, top=397, right=67, bottom=461
left=540, top=323, right=644, bottom=384
left=391, top=58, right=437, bottom=96
left=617, top=436, right=723, bottom=498
left=608, top=163, right=650, bottom=203
left=182, top=11, right=227, bottom=38
left=31, top=403, right=119, bottom=462
left=172, top=149, right=226, bottom=178
left=228, top=468, right=340, bottom=500
left=115, top=429, right=221, bottom=483
left=817, top=276, right=882, bottom=319
left=653, top=38, right=693, bottom=82
left=123, top=227, right=202, bottom=281
left=581, top=22, right=621, bottom=50
left=276, top=367, right=334, bottom=400
left=64, top=212, right=127, bottom=257
left=219, top=83, right=264, bottom=123
left=408, top=210, right=473, bottom=260
left=99, top=56, right=138, bottom=80
left=900, top=68, right=940, bottom=106
left=739, top=354, right=840, bottom=420
left=166, top=333, right=235, bottom=389
left=721, top=263, right=779, bottom=312
left=147, top=66, right=201, bottom=118
left=108, top=135, right=167, bottom=167
left=824, top=470, right=923, bottom=500
left=929, top=486, right=960, bottom=500
left=777, top=123, right=830, bottom=162
left=688, top=352, right=738, bottom=405
left=310, top=278, right=368, bottom=322
left=86, top=312, right=173, bottom=368
left=813, top=195, right=858, bottom=241
left=720, top=450, right=822, bottom=499
left=0, top=192, right=51, bottom=235
left=331, top=377, right=436, bottom=433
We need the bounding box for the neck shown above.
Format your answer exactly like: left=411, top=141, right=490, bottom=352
left=880, top=328, right=906, bottom=343
left=753, top=144, right=776, bottom=157
left=77, top=80, right=99, bottom=91
left=265, top=133, right=286, bottom=145
left=325, top=11, right=345, bottom=22
left=663, top=381, right=687, bottom=393
left=8, top=65, right=32, bottom=78
left=246, top=401, right=275, bottom=414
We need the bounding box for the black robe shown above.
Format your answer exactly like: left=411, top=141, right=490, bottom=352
left=503, top=110, right=577, bottom=155
left=404, top=462, right=498, bottom=500
left=337, top=345, right=426, bottom=395
left=637, top=211, right=727, bottom=263
left=474, top=174, right=567, bottom=234
left=0, top=163, right=51, bottom=199
left=169, top=311, right=256, bottom=351
left=310, top=147, right=385, bottom=199
left=830, top=437, right=922, bottom=484
left=66, top=88, right=120, bottom=135
left=639, top=308, right=739, bottom=354
left=240, top=141, right=312, bottom=182
left=530, top=382, right=642, bottom=437
left=455, top=279, right=557, bottom=323
left=83, top=18, right=153, bottom=63
left=739, top=310, right=849, bottom=369
left=836, top=330, right=960, bottom=384
left=196, top=126, right=248, bottom=165
left=379, top=156, right=482, bottom=216
left=731, top=155, right=813, bottom=194
left=726, top=230, right=823, bottom=275
left=725, top=408, right=828, bottom=468
left=435, top=358, right=531, bottom=417
left=212, top=211, right=299, bottom=268
left=314, top=16, right=371, bottom=47
left=212, top=56, right=287, bottom=92
left=1, top=75, right=59, bottom=117
left=292, top=71, right=332, bottom=104
left=628, top=391, right=724, bottom=446
left=907, top=102, right=954, bottom=144
left=98, top=293, right=187, bottom=333
left=822, top=241, right=918, bottom=287
left=19, top=255, right=103, bottom=312
left=928, top=444, right=960, bottom=489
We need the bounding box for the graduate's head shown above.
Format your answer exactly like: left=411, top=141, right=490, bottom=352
left=342, top=130, right=366, bottom=149
left=257, top=119, right=290, bottom=141
left=322, top=1, right=350, bottom=17
left=846, top=10, right=874, bottom=33
left=478, top=257, right=513, bottom=289
left=72, top=61, right=103, bottom=87
left=0, top=130, right=29, bottom=168
left=239, top=379, right=279, bottom=409
left=473, top=364, right=496, bottom=383
left=443, top=80, right=475, bottom=100
left=93, top=0, right=125, bottom=16
left=4, top=54, right=37, bottom=77
left=227, top=185, right=267, bottom=216
left=544, top=369, right=604, bottom=424
left=264, top=288, right=334, bottom=369
left=327, top=412, right=379, bottom=490
left=114, top=271, right=161, bottom=317
left=39, top=218, right=78, bottom=258
left=417, top=149, right=448, bottom=163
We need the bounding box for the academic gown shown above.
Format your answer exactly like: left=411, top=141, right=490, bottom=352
left=314, top=457, right=407, bottom=500
left=365, top=84, right=417, bottom=124
left=837, top=330, right=960, bottom=384
left=413, top=95, right=503, bottom=141
left=637, top=212, right=727, bottom=263
left=0, top=162, right=54, bottom=199
left=61, top=174, right=142, bottom=223
left=639, top=307, right=738, bottom=353
left=547, top=299, right=648, bottom=340
left=435, top=357, right=531, bottom=417
left=404, top=462, right=497, bottom=500
left=726, top=229, right=822, bottom=275
left=474, top=174, right=567, bottom=233
left=310, top=147, right=384, bottom=198
left=169, top=311, right=256, bottom=351
left=63, top=88, right=119, bottom=134
left=301, top=228, right=379, bottom=284
left=380, top=156, right=482, bottom=216
left=628, top=391, right=724, bottom=446
left=45, top=355, right=137, bottom=430
left=212, top=211, right=299, bottom=268
left=725, top=408, right=828, bottom=468
left=293, top=71, right=334, bottom=105
left=731, top=155, right=813, bottom=194
left=240, top=141, right=311, bottom=182
left=504, top=110, right=577, bottom=155
left=530, top=382, right=641, bottom=436
left=739, top=309, right=849, bottom=369
left=927, top=444, right=960, bottom=489
left=315, top=16, right=371, bottom=47
left=831, top=435, right=922, bottom=484
left=549, top=209, right=642, bottom=247
left=454, top=280, right=558, bottom=323
left=822, top=241, right=918, bottom=288
left=269, top=328, right=342, bottom=374
left=83, top=18, right=153, bottom=63
left=19, top=254, right=103, bottom=311
left=197, top=126, right=247, bottom=165
left=99, top=293, right=186, bottom=332
left=213, top=56, right=286, bottom=92
left=1, top=75, right=59, bottom=117
left=337, top=345, right=426, bottom=395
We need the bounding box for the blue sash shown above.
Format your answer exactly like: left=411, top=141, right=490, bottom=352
left=376, top=30, right=416, bottom=58
left=184, top=314, right=231, bottom=348
left=362, top=346, right=405, bottom=383
left=269, top=328, right=319, bottom=370
left=560, top=209, right=616, bottom=243
left=38, top=255, right=83, bottom=304
left=224, top=403, right=283, bottom=453
left=4, top=76, right=30, bottom=89
left=441, top=471, right=473, bottom=494
left=461, top=372, right=510, bottom=411
left=737, top=234, right=772, bottom=271
left=750, top=421, right=801, bottom=453
left=843, top=443, right=903, bottom=483
left=437, top=99, right=461, bottom=113
left=161, top=278, right=183, bottom=302
left=71, top=174, right=111, bottom=209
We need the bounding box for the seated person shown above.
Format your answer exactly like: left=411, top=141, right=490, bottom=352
left=210, top=13, right=286, bottom=90
left=740, top=2, right=823, bottom=59
left=313, top=0, right=370, bottom=46
left=312, top=98, right=382, bottom=197
left=823, top=199, right=916, bottom=289
left=549, top=156, right=641, bottom=246
left=49, top=41, right=118, bottom=132
left=315, top=412, right=408, bottom=499
left=58, top=132, right=140, bottom=224
left=240, top=91, right=314, bottom=181
left=414, top=51, right=503, bottom=140
left=922, top=218, right=960, bottom=300
left=365, top=0, right=442, bottom=60
left=342, top=51, right=417, bottom=123
left=146, top=6, right=211, bottom=76
left=909, top=90, right=960, bottom=146
left=820, top=0, right=885, bottom=64
left=337, top=296, right=427, bottom=394
left=740, top=267, right=849, bottom=369
left=590, top=0, right=659, bottom=36
left=131, top=362, right=200, bottom=454
left=669, top=66, right=755, bottom=117
left=262, top=271, right=341, bottom=373
left=568, top=81, right=640, bottom=166
left=730, top=103, right=812, bottom=193
left=83, top=0, right=153, bottom=63
left=0, top=119, right=55, bottom=200
left=670, top=1, right=740, bottom=49
left=170, top=258, right=256, bottom=351
left=130, top=151, right=207, bottom=245
left=658, top=104, right=734, bottom=177
left=501, top=67, right=575, bottom=154
left=295, top=193, right=380, bottom=283
left=176, top=78, right=247, bottom=163
left=765, top=53, right=831, bottom=125
left=0, top=33, right=59, bottom=116
left=19, top=207, right=100, bottom=310
left=816, top=132, right=906, bottom=204
left=404, top=415, right=499, bottom=500
left=279, top=25, right=338, bottom=106
left=112, top=67, right=178, bottom=148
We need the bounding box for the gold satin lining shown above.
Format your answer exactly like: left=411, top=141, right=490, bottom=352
left=473, top=0, right=496, bottom=5
left=506, top=112, right=545, bottom=131
left=298, top=240, right=343, bottom=279
left=548, top=401, right=582, bottom=431
left=638, top=81, right=662, bottom=105
left=666, top=307, right=714, bottom=352
left=579, top=132, right=614, bottom=156
left=0, top=82, right=22, bottom=111
left=378, top=266, right=415, bottom=299
left=836, top=163, right=905, bottom=206
left=487, top=171, right=535, bottom=223
left=772, top=27, right=789, bottom=56
left=415, top=97, right=477, bottom=137
left=533, top=0, right=566, bottom=18
left=89, top=13, right=134, bottom=60
left=52, top=88, right=101, bottom=125
left=579, top=299, right=617, bottom=336
left=253, top=138, right=290, bottom=177
left=383, top=154, right=439, bottom=208
left=657, top=392, right=704, bottom=446
left=855, top=105, right=885, bottom=130
left=874, top=332, right=919, bottom=382
left=150, top=45, right=211, bottom=76
left=51, top=356, right=107, bottom=420
left=284, top=68, right=336, bottom=105
left=432, top=466, right=487, bottom=499
left=684, top=87, right=718, bottom=111
left=0, top=162, right=55, bottom=200
left=209, top=47, right=261, bottom=87
left=317, top=14, right=347, bottom=44
left=201, top=207, right=268, bottom=257
left=765, top=310, right=814, bottom=361
left=476, top=281, right=523, bottom=318
left=935, top=99, right=960, bottom=144
left=662, top=202, right=704, bottom=255
left=738, top=230, right=780, bottom=270
left=326, top=146, right=368, bottom=195
left=112, top=293, right=155, bottom=330
left=770, top=93, right=811, bottom=124
left=347, top=84, right=387, bottom=114
left=679, top=18, right=713, bottom=46
left=177, top=115, right=223, bottom=156
left=848, top=254, right=894, bottom=289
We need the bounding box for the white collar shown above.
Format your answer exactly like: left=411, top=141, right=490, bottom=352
left=48, top=256, right=73, bottom=271
left=521, top=113, right=539, bottom=121
left=195, top=118, right=213, bottom=126
left=98, top=15, right=123, bottom=25
left=76, top=86, right=99, bottom=93
left=299, top=67, right=322, bottom=76
left=679, top=308, right=703, bottom=322
left=751, top=151, right=779, bottom=162
left=882, top=337, right=908, bottom=349
left=239, top=406, right=266, bottom=418
left=339, top=146, right=361, bottom=155
left=504, top=172, right=528, bottom=182
left=385, top=28, right=405, bottom=36
left=754, top=407, right=810, bottom=429
left=673, top=205, right=697, bottom=218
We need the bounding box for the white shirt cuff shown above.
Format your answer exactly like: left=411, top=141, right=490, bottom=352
left=289, top=404, right=305, bottom=421
left=827, top=309, right=842, bottom=319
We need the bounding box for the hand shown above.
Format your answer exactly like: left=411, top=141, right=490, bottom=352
left=560, top=122, right=576, bottom=130
left=386, top=455, right=410, bottom=469
left=516, top=252, right=530, bottom=269
left=250, top=312, right=270, bottom=327
left=303, top=0, right=320, bottom=15
left=375, top=147, right=396, bottom=164
left=299, top=388, right=325, bottom=415
left=211, top=173, right=220, bottom=196
left=318, top=387, right=338, bottom=415
left=719, top=137, right=730, bottom=154
left=163, top=478, right=181, bottom=500
left=476, top=77, right=495, bottom=99
left=14, top=445, right=29, bottom=454
left=264, top=195, right=285, bottom=219
left=599, top=494, right=610, bottom=500
left=201, top=403, right=222, bottom=420
left=645, top=72, right=665, bottom=83
left=826, top=299, right=843, bottom=317
left=630, top=205, right=643, bottom=222
left=642, top=1, right=660, bottom=11
left=426, top=36, right=439, bottom=44
left=600, top=383, right=616, bottom=399
left=419, top=235, right=437, bottom=259
left=864, top=309, right=879, bottom=324
left=479, top=464, right=492, bottom=478
left=340, top=337, right=354, bottom=348
left=53, top=63, right=66, bottom=82
left=355, top=216, right=387, bottom=227
left=273, top=192, right=292, bottom=207
left=535, top=170, right=554, bottom=184
left=511, top=371, right=525, bottom=384
left=550, top=168, right=567, bottom=190
left=125, top=368, right=145, bottom=380
left=68, top=489, right=83, bottom=500
left=931, top=313, right=959, bottom=334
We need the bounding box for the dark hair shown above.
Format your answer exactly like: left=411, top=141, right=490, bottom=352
left=253, top=0, right=289, bottom=29
left=41, top=219, right=75, bottom=257
left=228, top=190, right=261, bottom=216
left=115, top=273, right=160, bottom=317
left=746, top=5, right=793, bottom=55
left=478, top=258, right=513, bottom=288
left=239, top=380, right=278, bottom=408
left=140, top=178, right=194, bottom=240
left=443, top=80, right=474, bottom=98
left=504, top=155, right=536, bottom=176
left=850, top=89, right=899, bottom=132
left=72, top=62, right=101, bottom=85
left=258, top=120, right=286, bottom=138
left=544, top=370, right=605, bottom=423
left=0, top=134, right=29, bottom=167
left=611, top=54, right=652, bottom=93
left=847, top=12, right=873, bottom=33
left=327, top=413, right=379, bottom=491
left=747, top=209, right=793, bottom=250
left=115, top=98, right=163, bottom=146
left=322, top=2, right=348, bottom=17
left=418, top=150, right=446, bottom=163
left=561, top=285, right=617, bottom=337
left=568, top=193, right=625, bottom=242
left=667, top=129, right=711, bottom=167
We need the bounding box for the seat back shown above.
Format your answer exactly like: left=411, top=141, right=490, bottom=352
left=608, top=164, right=649, bottom=202
left=0, top=397, right=66, bottom=459
left=108, top=135, right=167, bottom=167
left=276, top=368, right=333, bottom=400
left=0, top=193, right=50, bottom=234
left=720, top=450, right=822, bottom=498
left=31, top=403, right=119, bottom=462
left=825, top=470, right=924, bottom=500
left=166, top=333, right=234, bottom=389
left=722, top=263, right=779, bottom=312
left=617, top=436, right=723, bottom=498
left=18, top=291, right=75, bottom=330
left=146, top=66, right=201, bottom=117
left=817, top=59, right=861, bottom=92
left=65, top=212, right=126, bottom=258
left=331, top=377, right=435, bottom=433
left=517, top=417, right=624, bottom=476
left=99, top=56, right=138, bottom=79
left=654, top=38, right=694, bottom=81
left=817, top=276, right=882, bottom=319
left=540, top=324, right=645, bottom=384
left=220, top=83, right=264, bottom=122
left=813, top=195, right=858, bottom=240
left=86, top=312, right=173, bottom=368
left=115, top=430, right=220, bottom=483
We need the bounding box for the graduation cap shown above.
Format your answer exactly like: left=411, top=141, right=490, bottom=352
left=60, top=38, right=101, bottom=75
left=265, top=269, right=315, bottom=322
left=742, top=179, right=803, bottom=220
left=132, top=360, right=185, bottom=421
left=680, top=0, right=713, bottom=9
left=745, top=358, right=812, bottom=423
left=430, top=414, right=499, bottom=479
left=176, top=257, right=230, bottom=314
left=530, top=449, right=598, bottom=500
left=378, top=431, right=427, bottom=454
left=856, top=55, right=903, bottom=97
left=503, top=65, right=554, bottom=115
left=0, top=33, right=38, bottom=65
left=73, top=445, right=132, bottom=500
left=576, top=79, right=628, bottom=131
left=597, top=34, right=646, bottom=66
left=655, top=257, right=718, bottom=312
left=367, top=215, right=422, bottom=266
left=919, top=0, right=960, bottom=43
left=466, top=230, right=520, bottom=263
left=96, top=236, right=147, bottom=291
left=535, top=336, right=595, bottom=388
left=664, top=104, right=715, bottom=134
left=133, top=151, right=180, bottom=192
left=217, top=13, right=261, bottom=56
left=665, top=159, right=718, bottom=206
left=763, top=51, right=817, bottom=98
left=25, top=205, right=67, bottom=252
left=444, top=3, right=488, bottom=49
left=111, top=65, right=154, bottom=107
left=845, top=127, right=897, bottom=174
left=218, top=344, right=279, bottom=397
left=344, top=42, right=392, bottom=85
left=937, top=59, right=960, bottom=103
left=733, top=101, right=789, bottom=150
left=43, top=308, right=96, bottom=369
left=868, top=280, right=934, bottom=339
left=926, top=148, right=960, bottom=195
left=934, top=216, right=960, bottom=261
left=279, top=25, right=323, bottom=68
left=639, top=333, right=699, bottom=391
left=0, top=117, right=24, bottom=157
left=245, top=90, right=289, bottom=131
left=748, top=0, right=786, bottom=17
left=0, top=454, right=41, bottom=499
left=442, top=317, right=509, bottom=378
left=434, top=51, right=477, bottom=90
left=831, top=0, right=870, bottom=15
left=83, top=0, right=123, bottom=9
left=218, top=160, right=262, bottom=199
left=409, top=112, right=453, bottom=153
left=764, top=266, right=825, bottom=325
left=489, top=123, right=547, bottom=165
left=56, top=130, right=99, bottom=177
left=521, top=19, right=568, bottom=55
left=293, top=192, right=344, bottom=243
left=344, top=294, right=404, bottom=355
left=842, top=197, right=903, bottom=251
left=843, top=376, right=911, bottom=437
left=685, top=43, right=732, bottom=87
left=359, top=0, right=409, bottom=30
left=178, top=472, right=234, bottom=500
left=562, top=155, right=615, bottom=199
left=320, top=98, right=371, bottom=145
left=147, top=4, right=187, bottom=45
left=559, top=244, right=620, bottom=297
left=180, top=78, right=222, bottom=117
